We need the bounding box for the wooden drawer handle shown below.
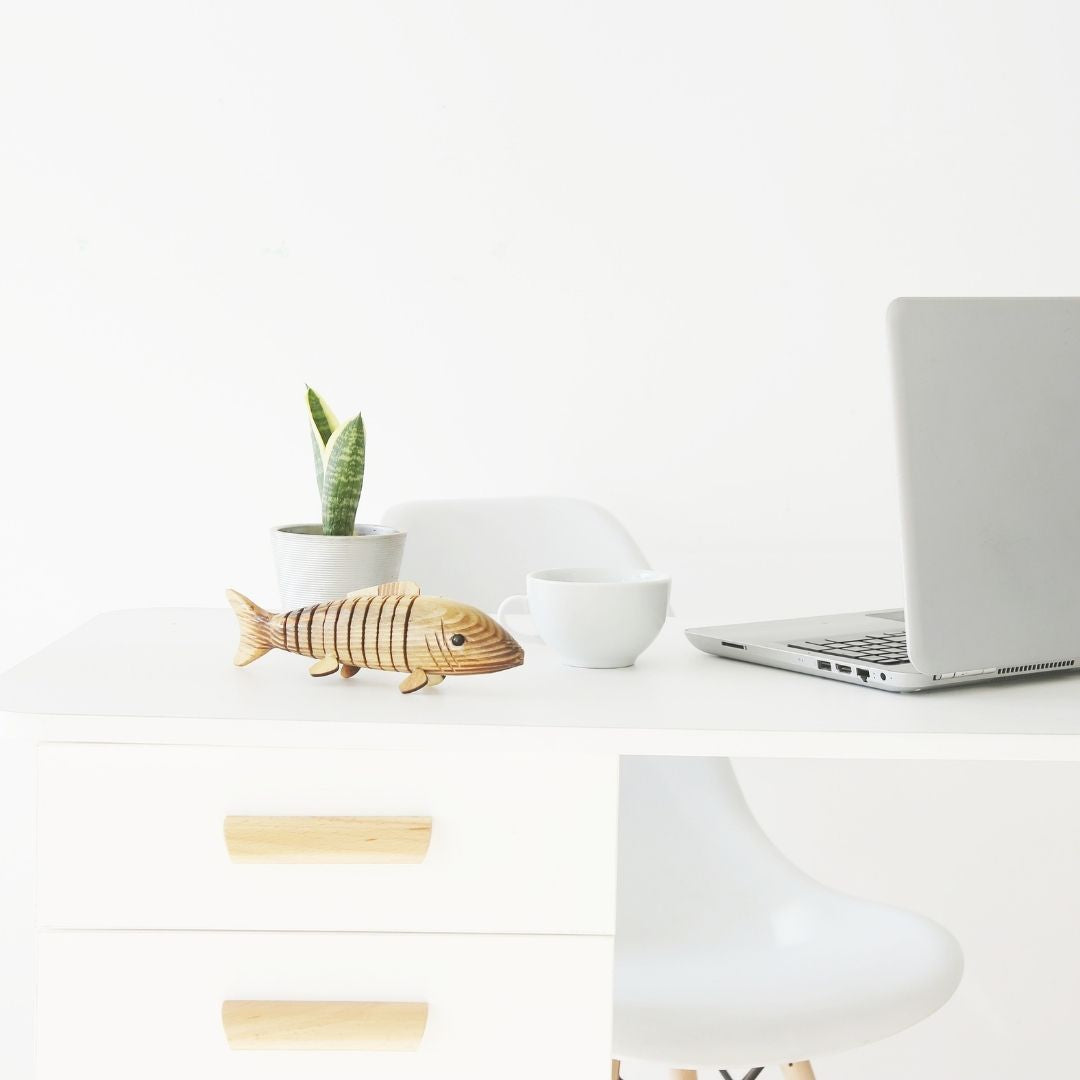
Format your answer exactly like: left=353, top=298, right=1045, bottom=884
left=223, top=815, right=433, bottom=864
left=222, top=1000, right=428, bottom=1050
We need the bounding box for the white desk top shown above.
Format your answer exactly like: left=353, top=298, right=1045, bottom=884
left=2, top=608, right=1080, bottom=760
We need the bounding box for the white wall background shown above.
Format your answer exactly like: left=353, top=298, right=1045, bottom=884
left=2, top=1, right=1080, bottom=1076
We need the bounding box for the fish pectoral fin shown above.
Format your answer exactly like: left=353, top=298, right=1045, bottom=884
left=426, top=672, right=445, bottom=686
left=339, top=664, right=361, bottom=679
left=346, top=580, right=422, bottom=599
left=398, top=669, right=430, bottom=694
left=308, top=655, right=341, bottom=677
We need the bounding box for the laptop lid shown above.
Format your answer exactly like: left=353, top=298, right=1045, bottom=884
left=889, top=297, right=1080, bottom=675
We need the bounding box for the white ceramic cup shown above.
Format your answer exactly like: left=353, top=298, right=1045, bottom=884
left=497, top=568, right=671, bottom=668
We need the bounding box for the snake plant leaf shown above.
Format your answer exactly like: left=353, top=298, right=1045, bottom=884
left=321, top=412, right=366, bottom=536
left=306, top=386, right=339, bottom=498
left=310, top=427, right=327, bottom=497
left=307, top=385, right=338, bottom=444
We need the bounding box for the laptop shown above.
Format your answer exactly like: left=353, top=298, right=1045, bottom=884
left=687, top=297, right=1080, bottom=692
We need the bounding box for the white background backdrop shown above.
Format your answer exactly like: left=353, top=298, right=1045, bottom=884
left=3, top=1, right=1080, bottom=1076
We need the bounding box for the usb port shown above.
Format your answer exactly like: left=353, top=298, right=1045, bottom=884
left=817, top=660, right=832, bottom=671
left=836, top=664, right=852, bottom=674
left=720, top=641, right=747, bottom=650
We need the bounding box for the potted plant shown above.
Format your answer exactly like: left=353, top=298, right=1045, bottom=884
left=270, top=386, right=406, bottom=610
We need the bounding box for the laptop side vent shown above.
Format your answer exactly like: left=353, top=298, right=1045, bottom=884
left=997, top=659, right=1076, bottom=675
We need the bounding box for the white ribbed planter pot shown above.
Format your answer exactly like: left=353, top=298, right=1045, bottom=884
left=270, top=524, right=406, bottom=611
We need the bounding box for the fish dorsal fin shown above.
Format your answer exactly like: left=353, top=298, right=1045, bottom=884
left=346, top=580, right=421, bottom=600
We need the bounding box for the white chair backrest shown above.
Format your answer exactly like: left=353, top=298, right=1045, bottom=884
left=381, top=497, right=651, bottom=613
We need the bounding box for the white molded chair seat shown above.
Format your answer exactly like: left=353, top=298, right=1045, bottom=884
left=382, top=498, right=964, bottom=1076
left=615, top=757, right=963, bottom=1070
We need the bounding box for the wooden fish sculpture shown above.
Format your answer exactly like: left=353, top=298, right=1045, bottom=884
left=226, top=580, right=524, bottom=693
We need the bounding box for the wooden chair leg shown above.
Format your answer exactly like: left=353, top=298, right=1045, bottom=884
left=611, top=1062, right=621, bottom=1080
left=780, top=1063, right=816, bottom=1079
left=670, top=1071, right=698, bottom=1080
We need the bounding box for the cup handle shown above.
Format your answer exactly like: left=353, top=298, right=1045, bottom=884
left=496, top=594, right=541, bottom=640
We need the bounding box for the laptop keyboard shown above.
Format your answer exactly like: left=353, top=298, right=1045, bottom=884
left=788, top=630, right=910, bottom=666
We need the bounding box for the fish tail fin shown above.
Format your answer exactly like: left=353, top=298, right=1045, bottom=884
left=226, top=588, right=275, bottom=666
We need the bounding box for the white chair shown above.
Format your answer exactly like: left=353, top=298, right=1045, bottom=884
left=382, top=497, right=964, bottom=1080
left=382, top=496, right=650, bottom=613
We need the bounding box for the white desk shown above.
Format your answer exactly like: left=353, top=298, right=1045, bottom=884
left=3, top=609, right=1080, bottom=1079
left=5, top=608, right=1080, bottom=760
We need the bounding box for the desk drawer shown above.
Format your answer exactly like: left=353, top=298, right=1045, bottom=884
left=37, top=744, right=618, bottom=934
left=36, top=930, right=613, bottom=1080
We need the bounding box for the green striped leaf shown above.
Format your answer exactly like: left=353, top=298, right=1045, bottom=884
left=321, top=412, right=366, bottom=536
left=307, top=385, right=338, bottom=444
left=306, top=386, right=339, bottom=498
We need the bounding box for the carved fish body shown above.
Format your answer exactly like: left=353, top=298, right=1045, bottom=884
left=227, top=581, right=524, bottom=693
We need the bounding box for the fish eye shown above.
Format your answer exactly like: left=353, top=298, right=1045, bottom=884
left=450, top=633, right=466, bottom=647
